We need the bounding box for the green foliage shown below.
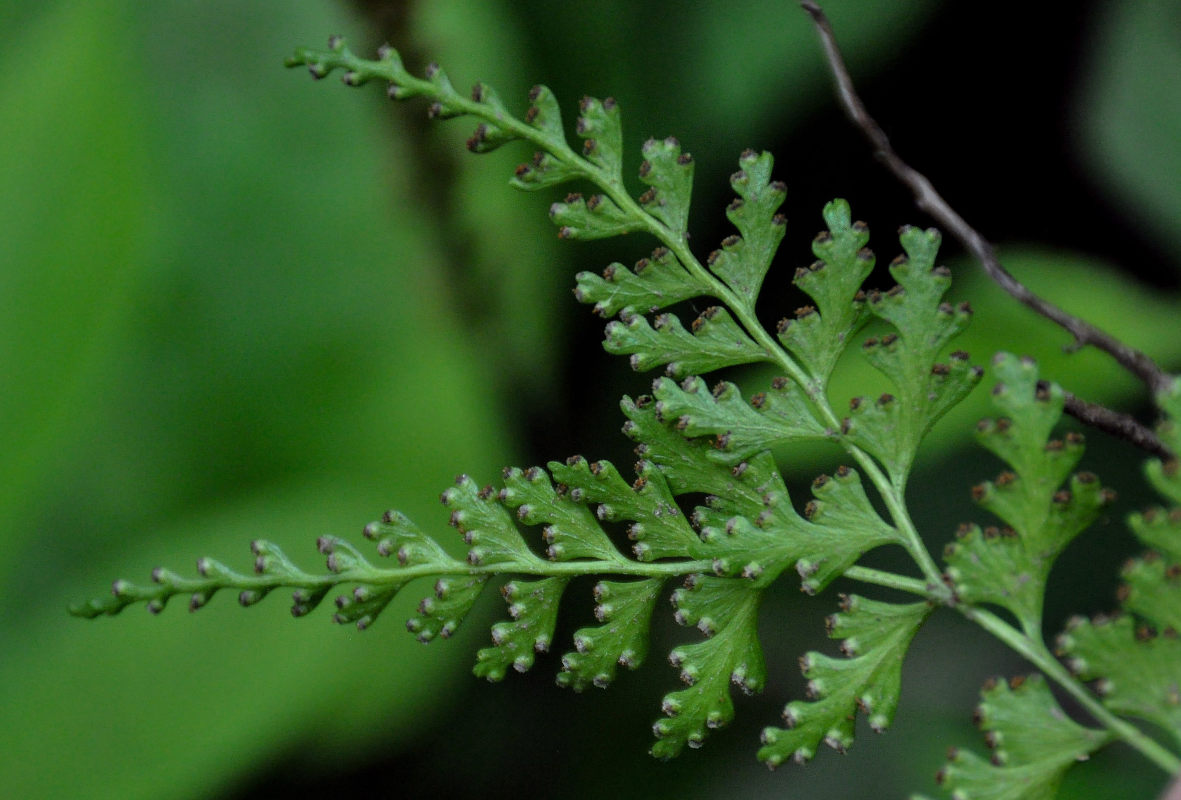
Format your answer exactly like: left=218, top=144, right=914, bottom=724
left=653, top=577, right=766, bottom=757
left=760, top=594, right=931, bottom=767
left=1054, top=378, right=1181, bottom=751
left=933, top=357, right=1181, bottom=796
left=557, top=577, right=662, bottom=689
left=67, top=34, right=1181, bottom=800
left=925, top=675, right=1111, bottom=800
left=777, top=200, right=873, bottom=382
left=943, top=354, right=1117, bottom=632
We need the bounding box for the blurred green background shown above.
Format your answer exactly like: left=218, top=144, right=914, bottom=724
left=2, top=1, right=1178, bottom=798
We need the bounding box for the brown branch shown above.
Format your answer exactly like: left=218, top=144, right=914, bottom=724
left=1064, top=392, right=1170, bottom=460
left=800, top=0, right=1173, bottom=458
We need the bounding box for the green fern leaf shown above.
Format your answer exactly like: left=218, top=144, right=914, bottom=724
left=1049, top=380, right=1181, bottom=754
left=1056, top=551, right=1181, bottom=751
left=651, top=374, right=830, bottom=463
left=474, top=577, right=569, bottom=680
left=688, top=462, right=907, bottom=595
left=329, top=582, right=403, bottom=629
left=362, top=510, right=453, bottom=566
left=685, top=455, right=805, bottom=586
left=621, top=395, right=805, bottom=583
left=776, top=199, right=873, bottom=382
left=498, top=466, right=620, bottom=562
left=441, top=474, right=543, bottom=567
left=363, top=510, right=486, bottom=639
left=605, top=306, right=766, bottom=378
left=623, top=391, right=904, bottom=592
left=465, top=82, right=520, bottom=153
left=68, top=537, right=394, bottom=624
left=651, top=576, right=765, bottom=758
left=843, top=226, right=982, bottom=484
left=550, top=191, right=645, bottom=240
left=932, top=675, right=1110, bottom=800
left=1057, top=613, right=1181, bottom=748
left=1059, top=381, right=1181, bottom=747
left=575, top=96, right=624, bottom=180
left=1129, top=507, right=1181, bottom=563
left=510, top=149, right=582, bottom=191
left=943, top=354, right=1115, bottom=629
left=866, top=226, right=967, bottom=362
left=706, top=149, right=786, bottom=308
left=1146, top=378, right=1181, bottom=504
left=573, top=246, right=703, bottom=318
left=557, top=578, right=663, bottom=690
left=407, top=575, right=487, bottom=643
left=759, top=594, right=931, bottom=767
left=520, top=84, right=564, bottom=139
left=792, top=467, right=909, bottom=594
left=1119, top=555, right=1181, bottom=631
left=972, top=675, right=1110, bottom=767
left=76, top=39, right=1181, bottom=787
left=638, top=137, right=695, bottom=237
left=618, top=392, right=774, bottom=498
left=547, top=455, right=700, bottom=561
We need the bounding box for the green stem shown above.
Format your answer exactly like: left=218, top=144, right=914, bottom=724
left=200, top=556, right=715, bottom=593
left=843, top=565, right=937, bottom=598
left=962, top=605, right=1181, bottom=775
left=71, top=552, right=720, bottom=618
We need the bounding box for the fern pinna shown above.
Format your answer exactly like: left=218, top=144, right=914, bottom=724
left=70, top=35, right=1181, bottom=797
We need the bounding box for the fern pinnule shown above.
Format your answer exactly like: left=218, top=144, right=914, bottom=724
left=759, top=594, right=931, bottom=767
left=943, top=354, right=1116, bottom=631
left=928, top=674, right=1110, bottom=800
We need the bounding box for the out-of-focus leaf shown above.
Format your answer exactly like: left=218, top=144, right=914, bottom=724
left=1, top=480, right=482, bottom=799
left=506, top=0, right=941, bottom=151
left=1076, top=0, right=1181, bottom=270
left=1, top=1, right=515, bottom=797
left=0, top=2, right=156, bottom=574
left=408, top=0, right=566, bottom=391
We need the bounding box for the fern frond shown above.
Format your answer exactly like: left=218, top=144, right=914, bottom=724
left=605, top=305, right=767, bottom=378
left=706, top=149, right=786, bottom=309
left=69, top=537, right=403, bottom=625
left=574, top=246, right=700, bottom=318
left=1057, top=613, right=1181, bottom=748
left=557, top=578, right=662, bottom=690
left=651, top=375, right=830, bottom=462
left=475, top=577, right=569, bottom=679
left=1146, top=378, right=1181, bottom=505
left=75, top=37, right=1006, bottom=772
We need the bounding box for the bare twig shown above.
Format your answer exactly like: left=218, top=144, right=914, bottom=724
left=1064, top=391, right=1170, bottom=459
left=799, top=1, right=1173, bottom=458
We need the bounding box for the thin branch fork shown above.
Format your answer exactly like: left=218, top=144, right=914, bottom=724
left=800, top=1, right=1173, bottom=460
